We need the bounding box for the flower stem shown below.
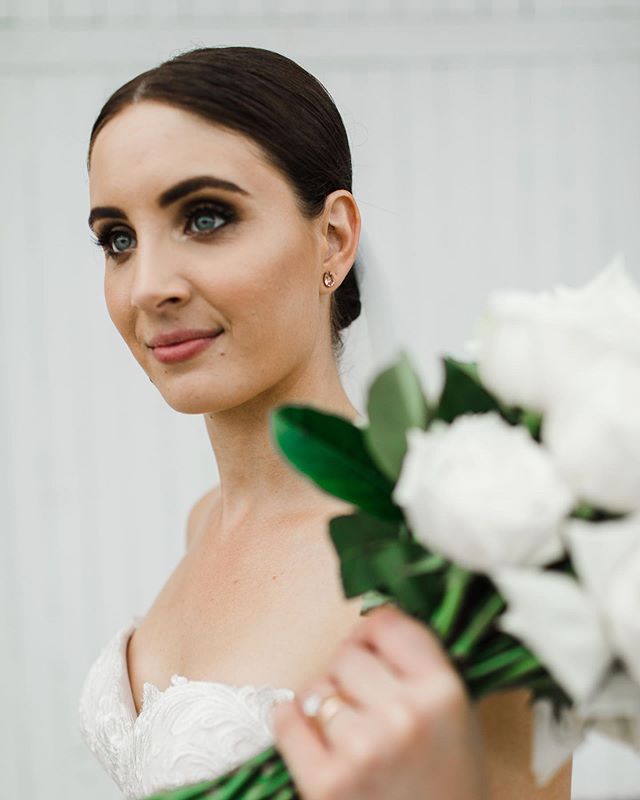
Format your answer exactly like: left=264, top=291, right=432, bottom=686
left=242, top=765, right=293, bottom=799
left=450, top=594, right=505, bottom=659
left=465, top=650, right=545, bottom=699
left=402, top=553, right=447, bottom=577
left=525, top=676, right=556, bottom=692
left=489, top=654, right=544, bottom=688
left=463, top=645, right=532, bottom=680
left=431, top=565, right=472, bottom=641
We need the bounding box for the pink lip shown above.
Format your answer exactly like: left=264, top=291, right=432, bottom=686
left=148, top=328, right=223, bottom=348
left=149, top=328, right=224, bottom=364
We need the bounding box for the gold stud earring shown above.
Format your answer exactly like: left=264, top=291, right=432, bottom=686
left=323, top=271, right=336, bottom=288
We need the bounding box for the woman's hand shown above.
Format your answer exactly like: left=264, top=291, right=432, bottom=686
left=271, top=603, right=489, bottom=800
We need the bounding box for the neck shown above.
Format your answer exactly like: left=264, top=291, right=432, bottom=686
left=202, top=352, right=361, bottom=543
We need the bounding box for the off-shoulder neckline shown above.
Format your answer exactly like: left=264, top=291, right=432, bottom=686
left=120, top=617, right=295, bottom=725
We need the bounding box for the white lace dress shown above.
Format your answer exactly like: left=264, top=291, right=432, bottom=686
left=77, top=615, right=296, bottom=799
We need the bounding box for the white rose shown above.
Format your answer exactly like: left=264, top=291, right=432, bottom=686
left=491, top=567, right=612, bottom=704
left=474, top=290, right=556, bottom=411
left=392, top=412, right=574, bottom=573
left=491, top=515, right=640, bottom=704
left=542, top=357, right=640, bottom=513
left=603, top=541, right=640, bottom=685
left=474, top=254, right=640, bottom=412
left=532, top=672, right=640, bottom=786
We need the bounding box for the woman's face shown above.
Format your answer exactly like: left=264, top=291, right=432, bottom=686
left=88, top=100, right=356, bottom=414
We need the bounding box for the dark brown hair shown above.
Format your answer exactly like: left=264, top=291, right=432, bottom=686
left=87, top=45, right=361, bottom=358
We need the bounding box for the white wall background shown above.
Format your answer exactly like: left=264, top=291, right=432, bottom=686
left=1, top=1, right=640, bottom=798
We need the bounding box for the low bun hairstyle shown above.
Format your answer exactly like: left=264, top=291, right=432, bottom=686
left=87, top=45, right=362, bottom=359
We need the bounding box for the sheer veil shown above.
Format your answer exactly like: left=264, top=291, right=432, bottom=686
left=339, top=231, right=406, bottom=418
left=342, top=227, right=456, bottom=418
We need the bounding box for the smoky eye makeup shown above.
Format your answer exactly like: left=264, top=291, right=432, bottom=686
left=182, top=196, right=239, bottom=234
left=91, top=226, right=135, bottom=258
left=90, top=195, right=240, bottom=260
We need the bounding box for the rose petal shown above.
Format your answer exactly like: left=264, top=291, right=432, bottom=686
left=491, top=568, right=612, bottom=703
left=578, top=671, right=640, bottom=719
left=532, top=699, right=585, bottom=786
left=563, top=515, right=640, bottom=607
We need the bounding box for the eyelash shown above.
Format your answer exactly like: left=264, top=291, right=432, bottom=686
left=91, top=200, right=237, bottom=260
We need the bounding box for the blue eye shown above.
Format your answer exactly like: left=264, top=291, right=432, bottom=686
left=112, top=231, right=135, bottom=253
left=91, top=227, right=136, bottom=259
left=90, top=199, right=236, bottom=261
left=186, top=204, right=231, bottom=235
left=191, top=211, right=218, bottom=232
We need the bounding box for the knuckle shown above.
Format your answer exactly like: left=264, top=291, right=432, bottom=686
left=415, top=669, right=468, bottom=720
left=343, top=733, right=385, bottom=772
left=372, top=602, right=419, bottom=632
left=385, top=697, right=422, bottom=744
left=360, top=603, right=396, bottom=634
left=437, top=669, right=469, bottom=712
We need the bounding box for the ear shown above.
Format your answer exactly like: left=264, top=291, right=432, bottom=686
left=319, top=190, right=361, bottom=292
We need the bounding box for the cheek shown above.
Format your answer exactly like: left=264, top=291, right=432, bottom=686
left=104, top=274, right=135, bottom=343
left=223, top=238, right=318, bottom=352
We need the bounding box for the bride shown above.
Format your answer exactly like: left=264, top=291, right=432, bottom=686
left=78, top=45, right=572, bottom=799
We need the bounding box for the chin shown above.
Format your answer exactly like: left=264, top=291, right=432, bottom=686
left=161, top=395, right=215, bottom=415
left=152, top=373, right=260, bottom=416
left=157, top=385, right=232, bottom=415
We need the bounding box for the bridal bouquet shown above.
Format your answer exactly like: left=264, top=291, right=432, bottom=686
left=147, top=254, right=640, bottom=799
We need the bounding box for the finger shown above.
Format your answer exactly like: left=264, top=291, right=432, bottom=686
left=299, top=676, right=407, bottom=778
left=270, top=694, right=334, bottom=796
left=298, top=677, right=365, bottom=751
left=327, top=639, right=401, bottom=713
left=351, top=603, right=452, bottom=680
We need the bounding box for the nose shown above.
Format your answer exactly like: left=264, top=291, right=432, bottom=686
left=129, top=239, right=191, bottom=312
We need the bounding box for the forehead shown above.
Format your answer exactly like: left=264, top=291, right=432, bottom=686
left=89, top=100, right=286, bottom=207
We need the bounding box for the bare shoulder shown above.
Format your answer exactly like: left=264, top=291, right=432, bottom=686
left=185, top=485, right=220, bottom=552
left=475, top=688, right=572, bottom=800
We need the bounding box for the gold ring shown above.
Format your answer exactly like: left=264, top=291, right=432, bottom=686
left=302, top=691, right=347, bottom=727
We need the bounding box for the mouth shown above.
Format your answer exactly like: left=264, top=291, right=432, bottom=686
left=148, top=327, right=224, bottom=365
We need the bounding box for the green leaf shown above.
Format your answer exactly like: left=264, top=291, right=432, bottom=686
left=360, top=589, right=395, bottom=614
left=270, top=405, right=402, bottom=521
left=329, top=511, right=401, bottom=554
left=369, top=541, right=430, bottom=614
left=400, top=553, right=448, bottom=577
left=519, top=409, right=543, bottom=440
left=572, top=502, right=598, bottom=521
left=435, top=356, right=501, bottom=422
left=329, top=512, right=430, bottom=614
left=329, top=512, right=403, bottom=597
left=457, top=360, right=481, bottom=381
left=337, top=550, right=384, bottom=597
left=364, top=350, right=430, bottom=481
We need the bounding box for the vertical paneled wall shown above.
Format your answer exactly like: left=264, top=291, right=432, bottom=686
left=1, top=2, right=639, bottom=798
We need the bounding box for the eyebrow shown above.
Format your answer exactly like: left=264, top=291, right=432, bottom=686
left=88, top=175, right=250, bottom=231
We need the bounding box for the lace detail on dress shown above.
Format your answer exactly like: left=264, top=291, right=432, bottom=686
left=78, top=616, right=295, bottom=800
